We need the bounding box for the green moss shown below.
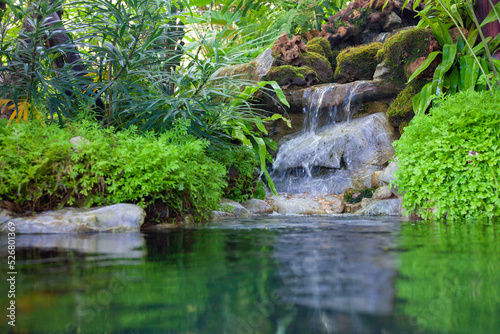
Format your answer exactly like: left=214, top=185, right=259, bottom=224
left=301, top=52, right=334, bottom=83
left=264, top=65, right=316, bottom=86
left=306, top=37, right=336, bottom=69
left=381, top=27, right=432, bottom=84
left=345, top=188, right=375, bottom=204
left=387, top=79, right=427, bottom=133
left=334, top=42, right=382, bottom=83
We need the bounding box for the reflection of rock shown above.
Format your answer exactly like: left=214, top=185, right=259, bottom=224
left=272, top=113, right=396, bottom=194
left=1, top=204, right=146, bottom=233
left=274, top=217, right=398, bottom=317
left=9, top=233, right=145, bottom=259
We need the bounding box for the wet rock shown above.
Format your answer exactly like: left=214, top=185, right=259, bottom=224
left=355, top=198, right=400, bottom=216
left=306, top=37, right=337, bottom=70
left=372, top=185, right=393, bottom=200
left=242, top=199, right=273, bottom=214
left=334, top=42, right=383, bottom=83
left=1, top=204, right=146, bottom=234
left=219, top=199, right=252, bottom=218
left=387, top=80, right=427, bottom=134
left=302, top=52, right=334, bottom=83
left=273, top=113, right=396, bottom=193
left=371, top=171, right=384, bottom=188
left=373, top=62, right=391, bottom=80
left=210, top=211, right=235, bottom=222
left=280, top=80, right=402, bottom=115
left=344, top=202, right=362, bottom=213
left=268, top=196, right=325, bottom=215
left=361, top=197, right=374, bottom=208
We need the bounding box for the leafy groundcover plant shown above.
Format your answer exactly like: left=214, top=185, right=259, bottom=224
left=393, top=89, right=500, bottom=219
left=0, top=119, right=226, bottom=222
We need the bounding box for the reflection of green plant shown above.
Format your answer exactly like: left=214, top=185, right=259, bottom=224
left=393, top=90, right=500, bottom=219
left=396, top=220, right=500, bottom=333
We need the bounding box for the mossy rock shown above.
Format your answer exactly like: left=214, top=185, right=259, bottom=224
left=380, top=27, right=433, bottom=84
left=264, top=65, right=316, bottom=87
left=301, top=52, right=334, bottom=83
left=334, top=42, right=382, bottom=83
left=345, top=188, right=375, bottom=204
left=387, top=79, right=427, bottom=134
left=306, top=37, right=337, bottom=70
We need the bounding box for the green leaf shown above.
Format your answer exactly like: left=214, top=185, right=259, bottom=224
left=407, top=51, right=441, bottom=84
left=480, top=1, right=500, bottom=27
left=432, top=44, right=457, bottom=95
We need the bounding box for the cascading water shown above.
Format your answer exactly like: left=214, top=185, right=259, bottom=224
left=271, top=81, right=395, bottom=195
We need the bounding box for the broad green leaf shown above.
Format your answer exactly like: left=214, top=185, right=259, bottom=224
left=459, top=55, right=480, bottom=90
left=432, top=44, right=457, bottom=95
left=450, top=4, right=464, bottom=27
left=413, top=82, right=434, bottom=115
left=260, top=80, right=290, bottom=107
left=407, top=51, right=441, bottom=84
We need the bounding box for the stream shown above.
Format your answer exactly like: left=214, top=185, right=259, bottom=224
left=1, top=216, right=499, bottom=333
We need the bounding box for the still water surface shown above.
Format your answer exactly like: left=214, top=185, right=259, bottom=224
left=1, top=216, right=499, bottom=333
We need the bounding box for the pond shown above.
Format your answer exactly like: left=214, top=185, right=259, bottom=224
left=1, top=216, right=499, bottom=333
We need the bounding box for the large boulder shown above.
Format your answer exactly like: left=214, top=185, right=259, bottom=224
left=334, top=42, right=383, bottom=83
left=355, top=198, right=400, bottom=216
left=387, top=80, right=427, bottom=134
left=272, top=112, right=396, bottom=194
left=264, top=65, right=316, bottom=87
left=211, top=48, right=274, bottom=82
left=1, top=204, right=146, bottom=233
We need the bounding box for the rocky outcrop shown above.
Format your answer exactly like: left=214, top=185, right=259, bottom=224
left=266, top=193, right=344, bottom=215
left=272, top=112, right=396, bottom=194
left=355, top=198, right=400, bottom=216
left=218, top=199, right=252, bottom=218
left=0, top=204, right=146, bottom=233
left=242, top=199, right=273, bottom=214
left=334, top=42, right=383, bottom=83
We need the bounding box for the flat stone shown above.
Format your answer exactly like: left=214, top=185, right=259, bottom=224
left=242, top=199, right=273, bottom=214
left=355, top=199, right=400, bottom=216
left=1, top=204, right=146, bottom=234
left=372, top=185, right=393, bottom=200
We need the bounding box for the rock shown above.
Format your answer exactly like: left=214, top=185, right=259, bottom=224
left=264, top=65, right=316, bottom=87
left=242, top=199, right=273, bottom=214
left=387, top=81, right=427, bottom=134
left=302, top=52, right=334, bottom=83
left=273, top=113, right=396, bottom=194
left=1, top=204, right=145, bottom=234
left=361, top=197, right=374, bottom=208
left=345, top=202, right=362, bottom=213
left=321, top=195, right=345, bottom=213
left=219, top=199, right=252, bottom=218
left=210, top=211, right=235, bottom=222
left=355, top=199, right=400, bottom=216
left=449, top=27, right=469, bottom=44
left=380, top=161, right=398, bottom=185
left=372, top=185, right=393, bottom=200
left=272, top=33, right=307, bottom=66
left=371, top=171, right=384, bottom=188
left=269, top=197, right=325, bottom=215
left=211, top=48, right=274, bottom=82
left=0, top=209, right=12, bottom=224
left=306, top=37, right=337, bottom=70
left=382, top=12, right=402, bottom=31
left=334, top=42, right=383, bottom=83
left=373, top=62, right=391, bottom=80
left=378, top=27, right=436, bottom=84
left=280, top=80, right=403, bottom=115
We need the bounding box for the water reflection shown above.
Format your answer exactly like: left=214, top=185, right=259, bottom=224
left=1, top=217, right=499, bottom=333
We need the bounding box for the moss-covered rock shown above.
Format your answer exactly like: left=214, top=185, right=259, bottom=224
left=379, top=27, right=434, bottom=84
left=264, top=65, right=316, bottom=87
left=387, top=79, right=427, bottom=134
left=334, top=42, right=382, bottom=83
left=306, top=37, right=337, bottom=70
left=301, top=52, right=334, bottom=83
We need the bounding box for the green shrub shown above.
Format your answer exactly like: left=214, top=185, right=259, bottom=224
left=0, top=120, right=226, bottom=221
left=393, top=90, right=500, bottom=219
left=209, top=144, right=259, bottom=202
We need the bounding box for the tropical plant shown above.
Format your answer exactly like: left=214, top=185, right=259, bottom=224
left=0, top=0, right=294, bottom=193
left=401, top=0, right=500, bottom=114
